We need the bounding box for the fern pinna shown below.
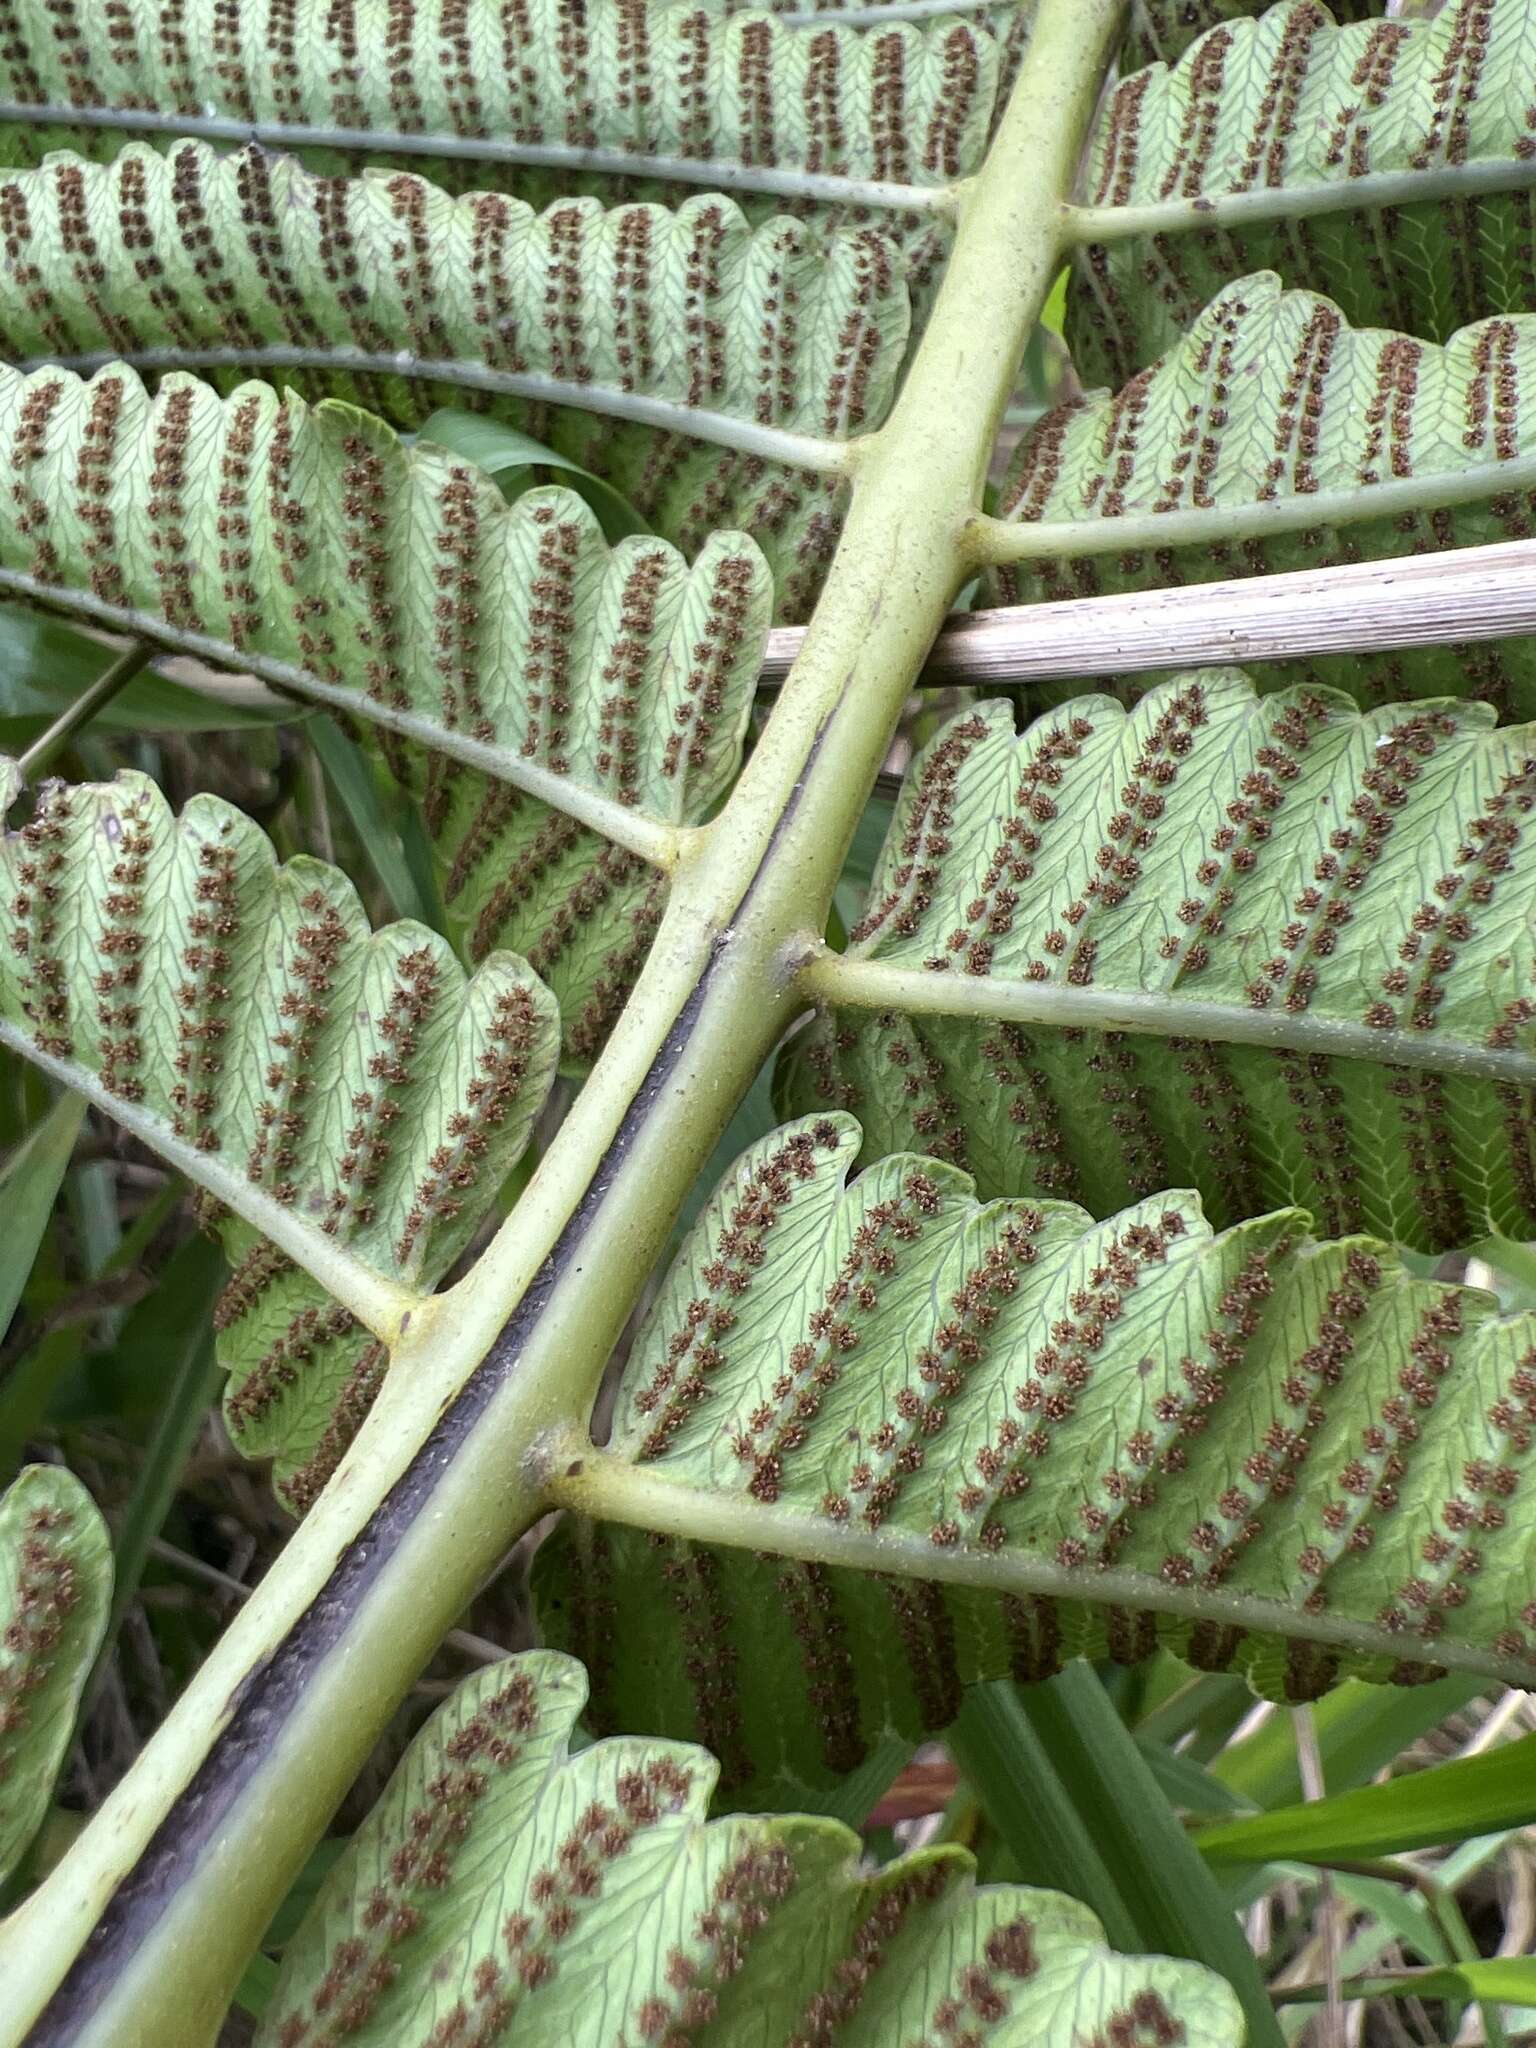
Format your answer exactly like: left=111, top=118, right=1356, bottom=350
left=1, top=1, right=1535, bottom=2044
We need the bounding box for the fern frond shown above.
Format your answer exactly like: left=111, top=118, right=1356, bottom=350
left=536, top=1113, right=1536, bottom=1808
left=0, top=1466, right=109, bottom=1885
left=0, top=363, right=775, bottom=1060
left=0, top=139, right=913, bottom=616
left=781, top=673, right=1536, bottom=1250
left=0, top=770, right=560, bottom=1506
left=984, top=275, right=1536, bottom=718
left=0, top=0, right=1001, bottom=214
left=0, top=143, right=907, bottom=464
left=1123, top=0, right=1400, bottom=79
left=1074, top=0, right=1536, bottom=388
left=259, top=1648, right=1242, bottom=2047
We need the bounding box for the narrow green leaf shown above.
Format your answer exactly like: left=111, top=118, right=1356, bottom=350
left=1211, top=1676, right=1488, bottom=1811
left=92, top=1235, right=226, bottom=1673
left=1135, top=1739, right=1254, bottom=1820
left=949, top=1679, right=1141, bottom=1955
left=0, top=1091, right=83, bottom=1346
left=305, top=718, right=442, bottom=932
left=1289, top=1957, right=1536, bottom=2009
left=1002, top=1667, right=1284, bottom=2048
left=0, top=605, right=287, bottom=742
left=1196, top=1730, right=1536, bottom=1864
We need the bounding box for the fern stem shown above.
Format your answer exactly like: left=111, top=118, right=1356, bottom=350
left=13, top=640, right=151, bottom=783
left=20, top=346, right=855, bottom=477
left=0, top=101, right=957, bottom=216
left=1063, top=155, right=1536, bottom=249
left=539, top=1441, right=1530, bottom=1689
left=763, top=535, right=1536, bottom=687
left=0, top=570, right=688, bottom=871
left=0, top=8, right=1127, bottom=2039
left=797, top=948, right=1536, bottom=1088
left=0, top=1024, right=420, bottom=1344
left=969, top=451, right=1536, bottom=565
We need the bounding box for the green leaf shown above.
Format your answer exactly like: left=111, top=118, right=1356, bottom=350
left=991, top=275, right=1536, bottom=717
left=305, top=718, right=442, bottom=934
left=0, top=3, right=1001, bottom=211
left=0, top=1090, right=82, bottom=1349
left=1210, top=1674, right=1487, bottom=1810
left=0, top=607, right=287, bottom=744
left=1082, top=0, right=1536, bottom=384
left=0, top=146, right=909, bottom=444
left=782, top=673, right=1536, bottom=1251
left=92, top=1234, right=225, bottom=1669
left=418, top=409, right=651, bottom=545
left=536, top=1112, right=1536, bottom=1810
left=1320, top=1957, right=1536, bottom=2008
left=0, top=1463, right=110, bottom=1887
left=0, top=768, right=560, bottom=1509
left=954, top=1668, right=1285, bottom=2048
left=259, top=1649, right=1243, bottom=2048
left=1195, top=1727, right=1536, bottom=1864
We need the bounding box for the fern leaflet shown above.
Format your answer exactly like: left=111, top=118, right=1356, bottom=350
left=0, top=1466, right=109, bottom=1886
left=1074, top=0, right=1536, bottom=388
left=0, top=770, right=560, bottom=1508
left=987, top=276, right=1536, bottom=720
left=535, top=1113, right=1536, bottom=1809
left=1121, top=0, right=1378, bottom=69
left=258, top=1648, right=1242, bottom=2047
left=0, top=366, right=774, bottom=1060
left=781, top=672, right=1536, bottom=1249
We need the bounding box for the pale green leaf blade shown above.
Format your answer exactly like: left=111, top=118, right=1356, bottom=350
left=0, top=2, right=1001, bottom=211
left=0, top=363, right=775, bottom=1061
left=781, top=672, right=1536, bottom=1250
left=1080, top=0, right=1536, bottom=386
left=0, top=768, right=561, bottom=1506
left=991, top=277, right=1536, bottom=714
left=257, top=1648, right=1242, bottom=2048
left=0, top=140, right=915, bottom=611
left=0, top=365, right=771, bottom=840
left=0, top=1463, right=110, bottom=1886
left=536, top=1112, right=1536, bottom=1807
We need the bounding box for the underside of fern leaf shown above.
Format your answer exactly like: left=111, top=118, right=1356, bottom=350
left=0, top=770, right=560, bottom=1509
left=990, top=273, right=1536, bottom=718
left=1121, top=0, right=1377, bottom=69
left=0, top=0, right=1001, bottom=214
left=0, top=365, right=773, bottom=1062
left=1078, top=0, right=1536, bottom=386
left=0, top=141, right=908, bottom=612
left=536, top=1111, right=1536, bottom=1807
left=259, top=1648, right=1242, bottom=2047
left=782, top=670, right=1536, bottom=1249
left=0, top=1466, right=109, bottom=1886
